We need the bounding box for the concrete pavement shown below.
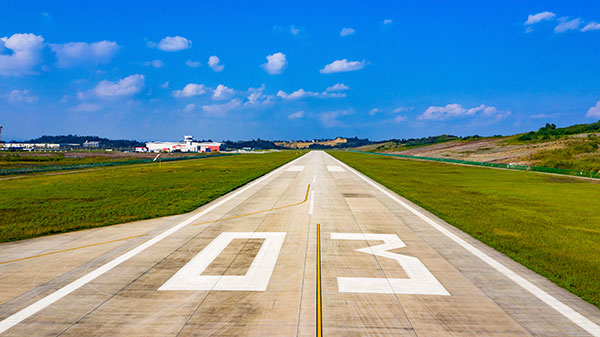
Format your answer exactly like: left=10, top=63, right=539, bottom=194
left=0, top=151, right=599, bottom=336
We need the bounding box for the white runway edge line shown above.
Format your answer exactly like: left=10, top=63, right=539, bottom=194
left=326, top=152, right=600, bottom=337
left=0, top=154, right=309, bottom=335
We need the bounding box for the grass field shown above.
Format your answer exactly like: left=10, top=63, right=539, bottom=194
left=0, top=151, right=303, bottom=242
left=0, top=151, right=224, bottom=170
left=329, top=150, right=600, bottom=308
left=0, top=152, right=131, bottom=169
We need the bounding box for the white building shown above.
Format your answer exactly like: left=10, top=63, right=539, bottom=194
left=1, top=143, right=60, bottom=150
left=146, top=135, right=223, bottom=153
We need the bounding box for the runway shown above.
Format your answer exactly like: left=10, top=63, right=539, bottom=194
left=0, top=151, right=599, bottom=336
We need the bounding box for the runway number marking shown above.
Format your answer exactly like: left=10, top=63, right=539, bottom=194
left=158, top=232, right=286, bottom=292
left=331, top=233, right=450, bottom=295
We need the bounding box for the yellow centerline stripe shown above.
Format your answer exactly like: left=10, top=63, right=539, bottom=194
left=192, top=184, right=311, bottom=226
left=0, top=234, right=148, bottom=265
left=317, top=223, right=323, bottom=337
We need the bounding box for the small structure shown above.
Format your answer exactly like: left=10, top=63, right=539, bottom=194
left=1, top=143, right=60, bottom=150
left=146, top=135, right=222, bottom=153
left=83, top=141, right=100, bottom=148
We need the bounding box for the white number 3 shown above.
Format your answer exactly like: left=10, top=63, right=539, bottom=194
left=331, top=233, right=450, bottom=295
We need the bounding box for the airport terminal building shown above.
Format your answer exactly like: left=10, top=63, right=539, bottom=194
left=143, top=135, right=222, bottom=153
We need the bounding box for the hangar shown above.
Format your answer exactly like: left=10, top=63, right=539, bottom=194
left=144, top=135, right=222, bottom=153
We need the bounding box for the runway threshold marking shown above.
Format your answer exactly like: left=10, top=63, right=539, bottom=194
left=316, top=223, right=323, bottom=337
left=327, top=152, right=600, bottom=337
left=0, top=153, right=307, bottom=334
left=193, top=184, right=311, bottom=226
left=0, top=234, right=148, bottom=265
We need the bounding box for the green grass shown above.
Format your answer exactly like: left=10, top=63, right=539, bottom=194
left=329, top=150, right=600, bottom=308
left=0, top=151, right=226, bottom=170
left=0, top=151, right=304, bottom=242
left=0, top=152, right=134, bottom=169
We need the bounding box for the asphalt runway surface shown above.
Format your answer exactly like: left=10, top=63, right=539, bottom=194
left=0, top=151, right=599, bottom=336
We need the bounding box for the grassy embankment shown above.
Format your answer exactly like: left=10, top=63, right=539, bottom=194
left=329, top=150, right=600, bottom=308
left=527, top=136, right=600, bottom=172
left=0, top=152, right=132, bottom=169
left=0, top=151, right=304, bottom=242
left=506, top=122, right=600, bottom=172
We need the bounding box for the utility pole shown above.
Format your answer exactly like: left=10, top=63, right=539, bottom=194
left=0, top=125, right=3, bottom=147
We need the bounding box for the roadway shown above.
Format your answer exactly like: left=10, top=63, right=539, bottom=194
left=0, top=151, right=599, bottom=336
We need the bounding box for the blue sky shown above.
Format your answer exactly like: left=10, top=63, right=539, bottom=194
left=1, top=1, right=600, bottom=141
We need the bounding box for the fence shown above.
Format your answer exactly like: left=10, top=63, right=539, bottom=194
left=0, top=153, right=238, bottom=176
left=348, top=150, right=600, bottom=179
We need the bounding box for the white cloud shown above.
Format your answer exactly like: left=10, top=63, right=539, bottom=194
left=325, top=83, right=350, bottom=92
left=383, top=19, right=393, bottom=25
left=50, top=41, right=118, bottom=67
left=183, top=103, right=196, bottom=113
left=212, top=84, right=234, bottom=100
left=525, top=11, right=556, bottom=25
left=288, top=110, right=304, bottom=119
left=160, top=81, right=169, bottom=89
left=530, top=113, right=558, bottom=119
left=185, top=59, right=201, bottom=68
left=393, top=115, right=407, bottom=123
left=277, top=88, right=318, bottom=100
left=586, top=101, right=600, bottom=118
left=0, top=33, right=44, bottom=76
left=245, top=85, right=274, bottom=106
left=202, top=99, right=241, bottom=116
left=94, top=74, right=145, bottom=99
left=8, top=89, right=38, bottom=103
left=340, top=27, right=355, bottom=37
left=555, top=17, right=581, bottom=33
left=152, top=36, right=191, bottom=51
left=261, top=52, right=287, bottom=75
left=319, top=109, right=352, bottom=127
left=290, top=25, right=300, bottom=35
left=582, top=22, right=600, bottom=32
left=393, top=107, right=412, bottom=113
left=208, top=55, right=224, bottom=72
left=271, top=83, right=351, bottom=99
left=143, top=59, right=164, bottom=68
left=369, top=108, right=379, bottom=116
left=419, top=103, right=509, bottom=120
left=320, top=59, right=365, bottom=74
left=173, top=83, right=207, bottom=98
left=278, top=84, right=350, bottom=100
left=70, top=103, right=100, bottom=112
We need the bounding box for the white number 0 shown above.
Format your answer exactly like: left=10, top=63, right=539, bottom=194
left=158, top=232, right=286, bottom=292
left=332, top=233, right=450, bottom=295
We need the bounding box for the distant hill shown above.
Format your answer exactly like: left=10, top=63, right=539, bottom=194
left=275, top=137, right=372, bottom=149
left=27, top=135, right=145, bottom=149
left=223, top=139, right=283, bottom=150
left=357, top=121, right=600, bottom=172
left=517, top=121, right=600, bottom=141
